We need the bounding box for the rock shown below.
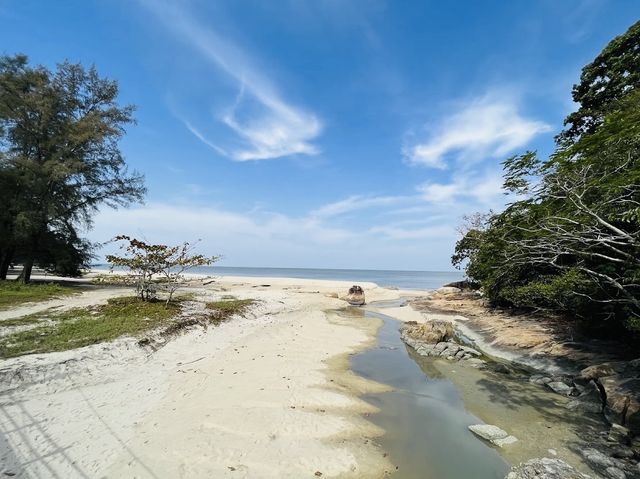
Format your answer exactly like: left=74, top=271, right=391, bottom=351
left=582, top=448, right=615, bottom=468
left=604, top=467, right=626, bottom=479
left=435, top=286, right=462, bottom=295
left=547, top=381, right=575, bottom=396
left=442, top=280, right=480, bottom=290
left=494, top=435, right=519, bottom=447
left=439, top=343, right=460, bottom=357
left=467, top=358, right=486, bottom=368
left=530, top=375, right=553, bottom=385
left=492, top=363, right=513, bottom=375
left=581, top=363, right=625, bottom=381
left=460, top=345, right=481, bottom=357
left=505, top=457, right=590, bottom=479
left=468, top=424, right=518, bottom=447
left=608, top=424, right=631, bottom=444
left=610, top=446, right=634, bottom=459
left=579, top=360, right=640, bottom=435
left=469, top=424, right=508, bottom=441
left=601, top=377, right=640, bottom=433
left=402, top=321, right=455, bottom=344
left=433, top=342, right=450, bottom=353
left=345, top=285, right=365, bottom=305
left=566, top=381, right=604, bottom=414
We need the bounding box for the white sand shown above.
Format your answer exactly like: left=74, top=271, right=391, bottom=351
left=0, top=276, right=422, bottom=478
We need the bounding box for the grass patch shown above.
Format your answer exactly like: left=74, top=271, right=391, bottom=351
left=0, top=297, right=181, bottom=358
left=205, top=298, right=255, bottom=324
left=0, top=316, right=44, bottom=327
left=0, top=280, right=77, bottom=310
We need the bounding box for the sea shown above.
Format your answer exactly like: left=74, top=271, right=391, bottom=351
left=93, top=265, right=464, bottom=291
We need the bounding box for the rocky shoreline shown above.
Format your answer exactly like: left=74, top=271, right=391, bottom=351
left=401, top=286, right=640, bottom=479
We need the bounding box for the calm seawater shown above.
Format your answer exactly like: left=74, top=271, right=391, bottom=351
left=94, top=265, right=462, bottom=290
left=185, top=266, right=461, bottom=290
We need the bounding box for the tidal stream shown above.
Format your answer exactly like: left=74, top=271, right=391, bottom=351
left=340, top=304, right=604, bottom=479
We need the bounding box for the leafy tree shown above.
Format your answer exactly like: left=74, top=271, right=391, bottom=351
left=454, top=21, right=640, bottom=335
left=0, top=54, right=146, bottom=282
left=559, top=20, right=640, bottom=144
left=106, top=235, right=220, bottom=305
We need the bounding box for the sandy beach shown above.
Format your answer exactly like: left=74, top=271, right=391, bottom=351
left=0, top=275, right=417, bottom=479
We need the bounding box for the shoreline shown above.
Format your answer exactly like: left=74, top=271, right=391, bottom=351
left=0, top=274, right=411, bottom=478
left=2, top=274, right=634, bottom=478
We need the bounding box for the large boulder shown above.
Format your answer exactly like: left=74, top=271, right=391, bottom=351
left=579, top=360, right=640, bottom=434
left=345, top=285, right=365, bottom=306
left=505, top=458, right=590, bottom=479
left=401, top=320, right=454, bottom=344
left=601, top=377, right=640, bottom=433
left=435, top=286, right=462, bottom=295
left=566, top=381, right=604, bottom=414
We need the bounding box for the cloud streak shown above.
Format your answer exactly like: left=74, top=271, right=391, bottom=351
left=140, top=0, right=322, bottom=161
left=404, top=95, right=551, bottom=169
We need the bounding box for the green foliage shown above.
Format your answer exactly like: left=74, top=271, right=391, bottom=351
left=0, top=280, right=77, bottom=310
left=106, top=235, right=219, bottom=304
left=205, top=298, right=255, bottom=323
left=0, top=296, right=180, bottom=358
left=500, top=269, right=589, bottom=311
left=559, top=20, right=640, bottom=144
left=0, top=54, right=145, bottom=282
left=454, top=24, right=640, bottom=336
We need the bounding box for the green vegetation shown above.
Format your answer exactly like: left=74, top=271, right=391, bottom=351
left=106, top=235, right=218, bottom=304
left=0, top=297, right=180, bottom=358
left=453, top=21, right=640, bottom=336
left=0, top=280, right=77, bottom=310
left=205, top=298, right=255, bottom=324
left=0, top=295, right=257, bottom=358
left=0, top=55, right=145, bottom=283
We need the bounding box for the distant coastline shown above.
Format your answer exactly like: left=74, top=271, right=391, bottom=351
left=90, top=265, right=463, bottom=291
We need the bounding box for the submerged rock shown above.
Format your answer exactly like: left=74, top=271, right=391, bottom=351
left=468, top=424, right=518, bottom=447
left=505, top=458, right=591, bottom=479
left=345, top=285, right=365, bottom=306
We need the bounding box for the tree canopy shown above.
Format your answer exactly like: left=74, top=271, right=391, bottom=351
left=0, top=54, right=145, bottom=282
left=453, top=21, right=640, bottom=336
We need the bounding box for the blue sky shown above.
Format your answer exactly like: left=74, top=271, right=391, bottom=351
left=1, top=1, right=638, bottom=270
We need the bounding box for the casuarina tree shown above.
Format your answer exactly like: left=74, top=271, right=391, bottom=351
left=0, top=54, right=146, bottom=282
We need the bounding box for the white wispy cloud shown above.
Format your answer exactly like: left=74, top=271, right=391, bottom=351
left=140, top=0, right=322, bottom=161
left=310, top=195, right=406, bottom=218
left=182, top=120, right=229, bottom=157
left=417, top=170, right=504, bottom=206
left=404, top=95, right=551, bottom=169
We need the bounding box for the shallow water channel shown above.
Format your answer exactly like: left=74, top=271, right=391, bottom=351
left=342, top=304, right=604, bottom=479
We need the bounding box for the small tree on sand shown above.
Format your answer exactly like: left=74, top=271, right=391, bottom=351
left=106, top=235, right=219, bottom=305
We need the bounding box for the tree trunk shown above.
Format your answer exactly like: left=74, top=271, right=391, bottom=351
left=0, top=247, right=12, bottom=280
left=17, top=256, right=34, bottom=284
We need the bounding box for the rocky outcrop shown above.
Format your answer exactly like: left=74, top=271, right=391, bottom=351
left=578, top=360, right=640, bottom=435
left=401, top=320, right=454, bottom=343
left=581, top=448, right=629, bottom=479
left=400, top=321, right=485, bottom=365
left=345, top=285, right=365, bottom=306
left=505, top=458, right=591, bottom=479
